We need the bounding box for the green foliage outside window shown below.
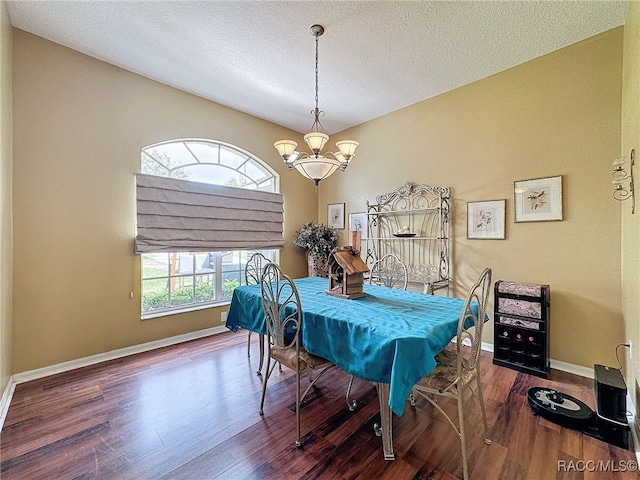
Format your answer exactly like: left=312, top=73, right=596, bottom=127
left=143, top=283, right=216, bottom=312
left=142, top=278, right=241, bottom=312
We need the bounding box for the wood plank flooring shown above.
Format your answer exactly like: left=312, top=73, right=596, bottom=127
left=0, top=331, right=636, bottom=479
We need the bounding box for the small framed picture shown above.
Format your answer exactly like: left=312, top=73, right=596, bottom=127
left=327, top=203, right=345, bottom=229
left=348, top=212, right=367, bottom=238
left=514, top=175, right=563, bottom=222
left=467, top=200, right=506, bottom=239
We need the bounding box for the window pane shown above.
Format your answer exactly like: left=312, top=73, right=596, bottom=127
left=240, top=161, right=271, bottom=185
left=141, top=154, right=170, bottom=177
left=142, top=279, right=169, bottom=312
left=154, top=143, right=197, bottom=168
left=185, top=141, right=219, bottom=164
left=221, top=272, right=241, bottom=299
left=175, top=253, right=194, bottom=275
left=257, top=178, right=275, bottom=191
left=221, top=251, right=239, bottom=272
left=195, top=253, right=215, bottom=274
left=219, top=145, right=248, bottom=169
left=195, top=274, right=215, bottom=303
left=142, top=253, right=169, bottom=279
left=179, top=164, right=239, bottom=186
left=222, top=173, right=255, bottom=189
left=170, top=275, right=194, bottom=307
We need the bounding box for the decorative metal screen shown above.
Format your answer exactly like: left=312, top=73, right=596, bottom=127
left=364, top=182, right=451, bottom=294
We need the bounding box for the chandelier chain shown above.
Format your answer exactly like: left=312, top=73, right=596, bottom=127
left=315, top=32, right=319, bottom=113
left=311, top=28, right=324, bottom=132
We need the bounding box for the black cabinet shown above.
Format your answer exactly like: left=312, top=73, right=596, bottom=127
left=493, top=280, right=550, bottom=378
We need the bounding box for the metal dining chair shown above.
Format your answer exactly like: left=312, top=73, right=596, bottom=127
left=368, top=253, right=408, bottom=290
left=245, top=252, right=269, bottom=375
left=258, top=263, right=336, bottom=447
left=410, top=267, right=492, bottom=480
left=345, top=253, right=409, bottom=411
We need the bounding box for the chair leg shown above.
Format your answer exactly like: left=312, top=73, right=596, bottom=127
left=476, top=373, right=491, bottom=444
left=345, top=375, right=358, bottom=411
left=301, top=365, right=335, bottom=404
left=259, top=354, right=275, bottom=415
left=256, top=333, right=265, bottom=376
left=457, top=391, right=469, bottom=480
left=295, top=365, right=302, bottom=447
left=247, top=331, right=252, bottom=357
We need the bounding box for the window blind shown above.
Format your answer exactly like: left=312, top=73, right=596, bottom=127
left=135, top=173, right=284, bottom=253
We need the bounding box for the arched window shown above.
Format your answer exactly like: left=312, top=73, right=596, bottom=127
left=142, top=139, right=277, bottom=191
left=140, top=139, right=279, bottom=318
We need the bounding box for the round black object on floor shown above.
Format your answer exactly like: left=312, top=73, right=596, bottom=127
left=527, top=387, right=594, bottom=430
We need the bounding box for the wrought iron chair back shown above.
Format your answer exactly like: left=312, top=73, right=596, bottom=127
left=369, top=253, right=408, bottom=290
left=245, top=252, right=269, bottom=285
left=258, top=263, right=335, bottom=448
left=244, top=252, right=271, bottom=374
left=410, top=267, right=492, bottom=480
left=259, top=263, right=302, bottom=352
left=456, top=267, right=492, bottom=374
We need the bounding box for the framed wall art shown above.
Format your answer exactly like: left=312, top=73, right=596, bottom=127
left=348, top=212, right=367, bottom=238
left=327, top=203, right=345, bottom=229
left=514, top=175, right=563, bottom=222
left=467, top=199, right=506, bottom=239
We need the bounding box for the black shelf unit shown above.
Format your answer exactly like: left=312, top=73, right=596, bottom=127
left=493, top=280, right=550, bottom=378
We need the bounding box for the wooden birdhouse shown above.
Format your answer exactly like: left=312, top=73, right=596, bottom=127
left=325, top=247, right=369, bottom=299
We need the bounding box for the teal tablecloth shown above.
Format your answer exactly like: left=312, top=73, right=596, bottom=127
left=226, top=276, right=479, bottom=416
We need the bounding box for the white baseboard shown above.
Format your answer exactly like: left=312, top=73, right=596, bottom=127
left=481, top=341, right=494, bottom=353
left=480, top=341, right=594, bottom=378
left=0, top=325, right=227, bottom=430
left=549, top=359, right=594, bottom=379
left=0, top=375, right=16, bottom=429
left=12, top=325, right=227, bottom=384
left=481, top=341, right=595, bottom=378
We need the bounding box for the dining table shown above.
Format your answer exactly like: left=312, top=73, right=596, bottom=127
left=225, top=276, right=480, bottom=460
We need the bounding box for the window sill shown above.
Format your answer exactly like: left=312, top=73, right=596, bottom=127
left=142, top=300, right=232, bottom=320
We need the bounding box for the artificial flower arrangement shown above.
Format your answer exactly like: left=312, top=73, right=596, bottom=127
left=293, top=221, right=338, bottom=277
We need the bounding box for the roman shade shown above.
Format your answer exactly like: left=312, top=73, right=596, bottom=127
left=135, top=173, right=284, bottom=253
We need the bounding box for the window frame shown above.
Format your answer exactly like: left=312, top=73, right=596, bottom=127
left=139, top=139, right=280, bottom=319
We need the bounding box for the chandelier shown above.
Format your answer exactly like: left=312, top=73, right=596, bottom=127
left=274, top=24, right=359, bottom=190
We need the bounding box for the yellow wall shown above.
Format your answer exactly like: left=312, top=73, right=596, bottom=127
left=8, top=24, right=631, bottom=378
left=12, top=30, right=314, bottom=372
left=621, top=2, right=640, bottom=421
left=0, top=0, right=13, bottom=392
left=321, top=28, right=625, bottom=369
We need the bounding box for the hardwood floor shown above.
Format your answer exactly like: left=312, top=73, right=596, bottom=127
left=0, top=331, right=636, bottom=480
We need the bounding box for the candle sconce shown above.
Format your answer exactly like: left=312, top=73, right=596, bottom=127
left=612, top=149, right=635, bottom=214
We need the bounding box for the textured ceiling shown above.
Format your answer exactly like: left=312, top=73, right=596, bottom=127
left=6, top=1, right=628, bottom=134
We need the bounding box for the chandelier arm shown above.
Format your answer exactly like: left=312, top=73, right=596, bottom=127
left=291, top=152, right=311, bottom=162
left=320, top=151, right=349, bottom=166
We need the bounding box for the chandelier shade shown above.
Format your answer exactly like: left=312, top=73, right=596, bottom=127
left=274, top=24, right=359, bottom=190
left=273, top=140, right=297, bottom=161
left=303, top=132, right=329, bottom=153
left=292, top=156, right=343, bottom=183
left=336, top=140, right=359, bottom=160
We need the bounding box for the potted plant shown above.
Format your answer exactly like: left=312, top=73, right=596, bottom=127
left=293, top=221, right=338, bottom=277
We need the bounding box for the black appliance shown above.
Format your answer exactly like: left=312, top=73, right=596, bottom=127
left=527, top=365, right=630, bottom=450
